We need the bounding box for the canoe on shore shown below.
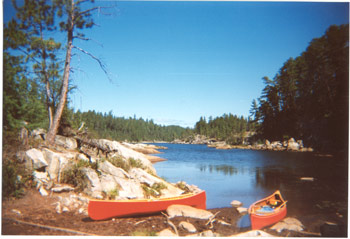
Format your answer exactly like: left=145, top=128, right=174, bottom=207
left=88, top=191, right=206, bottom=220
left=248, top=190, right=287, bottom=230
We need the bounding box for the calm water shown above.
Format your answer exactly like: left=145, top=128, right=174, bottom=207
left=153, top=144, right=347, bottom=216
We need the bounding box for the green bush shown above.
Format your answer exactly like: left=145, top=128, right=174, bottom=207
left=2, top=131, right=32, bottom=199
left=107, top=188, right=119, bottom=199
left=128, top=158, right=144, bottom=169
left=142, top=182, right=167, bottom=198
left=2, top=160, right=26, bottom=199
left=61, top=164, right=87, bottom=192
left=109, top=156, right=130, bottom=172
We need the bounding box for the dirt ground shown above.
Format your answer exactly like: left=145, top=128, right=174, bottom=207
left=1, top=189, right=346, bottom=236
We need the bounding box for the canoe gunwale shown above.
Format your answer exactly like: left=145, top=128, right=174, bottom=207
left=89, top=192, right=198, bottom=203
left=88, top=190, right=206, bottom=220
left=248, top=190, right=287, bottom=230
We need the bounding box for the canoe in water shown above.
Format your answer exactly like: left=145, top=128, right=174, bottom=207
left=248, top=190, right=287, bottom=230
left=88, top=191, right=206, bottom=220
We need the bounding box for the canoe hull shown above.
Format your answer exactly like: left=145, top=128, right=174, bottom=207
left=250, top=206, right=287, bottom=230
left=88, top=191, right=206, bottom=220
left=248, top=190, right=287, bottom=230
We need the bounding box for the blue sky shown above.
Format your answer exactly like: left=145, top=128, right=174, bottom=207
left=4, top=1, right=349, bottom=128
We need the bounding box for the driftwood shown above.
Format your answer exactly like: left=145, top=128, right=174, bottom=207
left=74, top=136, right=117, bottom=157
left=206, top=211, right=220, bottom=229
left=161, top=212, right=179, bottom=236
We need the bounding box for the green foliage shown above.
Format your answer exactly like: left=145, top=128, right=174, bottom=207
left=130, top=230, right=157, bottom=237
left=2, top=160, right=26, bottom=199
left=128, top=158, right=144, bottom=169
left=108, top=156, right=130, bottom=172
left=70, top=110, right=193, bottom=142
left=152, top=182, right=167, bottom=192
left=251, top=24, right=349, bottom=152
left=61, top=163, right=88, bottom=192
left=194, top=114, right=255, bottom=144
left=175, top=181, right=191, bottom=193
left=141, top=182, right=167, bottom=198
left=108, top=156, right=144, bottom=172
left=107, top=188, right=119, bottom=200
left=2, top=131, right=33, bottom=199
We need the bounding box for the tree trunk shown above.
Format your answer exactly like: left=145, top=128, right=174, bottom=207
left=46, top=1, right=74, bottom=144
left=45, top=80, right=53, bottom=129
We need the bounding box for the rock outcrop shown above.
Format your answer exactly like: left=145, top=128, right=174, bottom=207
left=18, top=129, right=200, bottom=217
left=208, top=137, right=314, bottom=152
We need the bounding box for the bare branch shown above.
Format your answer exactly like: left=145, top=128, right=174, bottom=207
left=73, top=35, right=103, bottom=47
left=77, top=5, right=117, bottom=18
left=73, top=45, right=113, bottom=82
left=76, top=6, right=100, bottom=18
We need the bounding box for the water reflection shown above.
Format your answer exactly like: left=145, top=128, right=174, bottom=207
left=254, top=167, right=295, bottom=191
left=153, top=143, right=348, bottom=216
left=199, top=164, right=239, bottom=175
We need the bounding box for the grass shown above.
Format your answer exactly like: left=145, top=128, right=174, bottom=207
left=61, top=163, right=88, bottom=192
left=108, top=156, right=145, bottom=172
left=142, top=182, right=168, bottom=198
left=175, top=181, right=191, bottom=193
left=130, top=230, right=157, bottom=236
left=107, top=188, right=119, bottom=199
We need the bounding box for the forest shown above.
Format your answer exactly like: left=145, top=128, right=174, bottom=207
left=3, top=0, right=348, bottom=152
left=194, top=115, right=256, bottom=144
left=250, top=24, right=348, bottom=152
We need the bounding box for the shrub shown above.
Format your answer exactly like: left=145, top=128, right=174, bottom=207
left=175, top=181, right=191, bottom=193
left=142, top=182, right=167, bottom=198
left=2, top=160, right=26, bottom=199
left=128, top=158, right=144, bottom=169
left=107, top=188, right=119, bottom=200
left=61, top=164, right=87, bottom=192
left=130, top=230, right=157, bottom=236
left=2, top=131, right=33, bottom=199
left=108, top=156, right=130, bottom=172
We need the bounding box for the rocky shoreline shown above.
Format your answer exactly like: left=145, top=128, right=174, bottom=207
left=172, top=134, right=314, bottom=152
left=3, top=129, right=346, bottom=236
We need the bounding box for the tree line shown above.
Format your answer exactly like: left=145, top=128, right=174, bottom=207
left=70, top=110, right=193, bottom=142
left=250, top=24, right=349, bottom=152
left=194, top=114, right=256, bottom=144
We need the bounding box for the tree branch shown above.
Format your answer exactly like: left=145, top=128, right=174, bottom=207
left=73, top=45, right=113, bottom=82
left=73, top=34, right=103, bottom=47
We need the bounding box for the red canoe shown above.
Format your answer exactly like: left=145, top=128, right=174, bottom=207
left=88, top=191, right=206, bottom=220
left=248, top=190, right=287, bottom=230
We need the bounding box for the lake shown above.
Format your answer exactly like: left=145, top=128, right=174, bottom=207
left=153, top=143, right=347, bottom=217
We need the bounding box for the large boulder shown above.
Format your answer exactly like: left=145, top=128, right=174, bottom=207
left=179, top=221, right=197, bottom=233
left=98, top=160, right=130, bottom=178
left=25, top=148, right=48, bottom=170
left=92, top=139, right=155, bottom=173
left=122, top=142, right=161, bottom=154
left=42, top=148, right=75, bottom=182
left=82, top=167, right=103, bottom=199
left=99, top=174, right=120, bottom=194
left=287, top=138, right=300, bottom=151
left=166, top=204, right=213, bottom=219
left=129, top=168, right=162, bottom=187
left=270, top=217, right=304, bottom=233
left=159, top=181, right=184, bottom=198
left=114, top=177, right=144, bottom=199
left=55, top=135, right=78, bottom=150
